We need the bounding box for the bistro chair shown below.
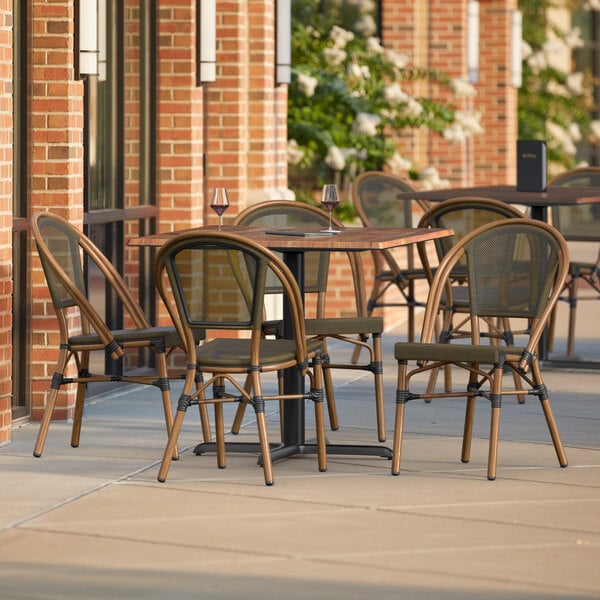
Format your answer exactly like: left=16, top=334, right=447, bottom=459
left=547, top=166, right=600, bottom=356
left=30, top=211, right=188, bottom=458
left=154, top=230, right=327, bottom=485
left=351, top=171, right=431, bottom=344
left=391, top=218, right=569, bottom=480
left=416, top=197, right=526, bottom=395
left=230, top=200, right=387, bottom=441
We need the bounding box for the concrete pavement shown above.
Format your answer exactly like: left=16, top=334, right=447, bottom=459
left=1, top=298, right=599, bottom=599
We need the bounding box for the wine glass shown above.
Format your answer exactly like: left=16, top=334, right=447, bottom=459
left=210, top=187, right=229, bottom=230
left=321, top=184, right=340, bottom=233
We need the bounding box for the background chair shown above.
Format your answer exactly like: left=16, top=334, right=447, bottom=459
left=391, top=219, right=569, bottom=480
left=154, top=230, right=326, bottom=485
left=547, top=166, right=600, bottom=356
left=351, top=171, right=431, bottom=343
left=416, top=197, right=526, bottom=395
left=31, top=211, right=190, bottom=458
left=231, top=200, right=387, bottom=442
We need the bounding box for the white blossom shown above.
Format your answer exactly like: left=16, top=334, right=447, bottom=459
left=297, top=73, right=318, bottom=97
left=323, top=47, right=347, bottom=67
left=349, top=62, right=370, bottom=79
left=354, top=15, right=377, bottom=36
left=546, top=80, right=568, bottom=97
left=324, top=146, right=346, bottom=171
left=383, top=82, right=409, bottom=105
left=404, top=98, right=424, bottom=118
left=419, top=166, right=450, bottom=190
left=386, top=152, right=412, bottom=173
left=450, top=78, right=476, bottom=98
left=564, top=27, right=584, bottom=49
left=329, top=25, right=354, bottom=49
left=566, top=72, right=584, bottom=95
left=521, top=40, right=533, bottom=61
left=584, top=0, right=600, bottom=9
left=547, top=121, right=577, bottom=156
left=568, top=122, right=582, bottom=143
left=527, top=51, right=547, bottom=74
left=384, top=49, right=409, bottom=69
left=366, top=36, right=384, bottom=54
left=590, top=120, right=600, bottom=141
left=353, top=112, right=381, bottom=136
left=286, top=139, right=304, bottom=166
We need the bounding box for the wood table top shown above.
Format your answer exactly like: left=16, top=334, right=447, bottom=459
left=394, top=184, right=600, bottom=207
left=129, top=224, right=454, bottom=251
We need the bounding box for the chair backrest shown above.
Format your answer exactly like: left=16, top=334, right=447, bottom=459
left=421, top=219, right=569, bottom=352
left=351, top=171, right=425, bottom=228
left=31, top=211, right=151, bottom=357
left=154, top=230, right=309, bottom=362
left=233, top=200, right=368, bottom=318
left=417, top=197, right=525, bottom=278
left=548, top=167, right=600, bottom=243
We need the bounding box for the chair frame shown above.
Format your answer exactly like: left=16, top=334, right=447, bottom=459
left=547, top=167, right=600, bottom=356
left=31, top=211, right=183, bottom=458
left=231, top=200, right=387, bottom=441
left=351, top=171, right=431, bottom=343
left=153, top=230, right=327, bottom=485
left=391, top=218, right=569, bottom=480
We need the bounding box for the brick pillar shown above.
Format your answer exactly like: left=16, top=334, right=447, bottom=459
left=382, top=0, right=518, bottom=186
left=30, top=0, right=85, bottom=421
left=0, top=0, right=13, bottom=443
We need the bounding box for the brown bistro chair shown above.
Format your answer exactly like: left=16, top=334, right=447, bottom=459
left=547, top=166, right=600, bottom=356
left=31, top=211, right=188, bottom=458
left=351, top=171, right=431, bottom=343
left=391, top=218, right=569, bottom=480
left=154, top=230, right=327, bottom=485
left=229, top=200, right=387, bottom=441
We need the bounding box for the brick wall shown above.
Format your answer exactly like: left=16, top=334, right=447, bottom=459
left=0, top=0, right=12, bottom=443
left=29, top=1, right=85, bottom=422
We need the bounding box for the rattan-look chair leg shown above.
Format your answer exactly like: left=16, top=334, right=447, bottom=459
left=33, top=346, right=71, bottom=458
left=487, top=364, right=503, bottom=481
left=254, top=408, right=274, bottom=486
left=567, top=278, right=577, bottom=356
left=214, top=402, right=226, bottom=469
left=230, top=375, right=253, bottom=435
left=391, top=360, right=408, bottom=476
left=461, top=394, right=477, bottom=463
left=323, top=366, right=339, bottom=431
left=157, top=406, right=186, bottom=482
left=312, top=355, right=327, bottom=472
left=70, top=380, right=87, bottom=449
left=373, top=334, right=386, bottom=442
left=531, top=361, right=568, bottom=468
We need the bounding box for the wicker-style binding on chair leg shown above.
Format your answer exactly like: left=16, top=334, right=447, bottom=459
left=31, top=211, right=196, bottom=459
left=154, top=230, right=327, bottom=485
left=391, top=218, right=569, bottom=480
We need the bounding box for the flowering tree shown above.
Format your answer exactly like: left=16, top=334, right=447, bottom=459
left=519, top=0, right=599, bottom=174
left=287, top=0, right=482, bottom=203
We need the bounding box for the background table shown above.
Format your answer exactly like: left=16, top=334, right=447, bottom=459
left=395, top=184, right=600, bottom=369
left=131, top=224, right=453, bottom=462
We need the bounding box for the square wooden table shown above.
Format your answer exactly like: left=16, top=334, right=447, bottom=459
left=130, top=224, right=453, bottom=462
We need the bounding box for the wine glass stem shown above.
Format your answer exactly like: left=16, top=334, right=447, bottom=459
left=329, top=211, right=333, bottom=230
left=218, top=215, right=223, bottom=230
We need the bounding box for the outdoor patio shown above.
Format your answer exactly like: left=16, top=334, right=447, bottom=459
left=1, top=298, right=599, bottom=599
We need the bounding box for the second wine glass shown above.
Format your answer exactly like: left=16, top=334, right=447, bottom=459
left=210, top=188, right=229, bottom=230
left=321, top=184, right=340, bottom=233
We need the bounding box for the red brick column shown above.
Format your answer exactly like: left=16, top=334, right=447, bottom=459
left=29, top=0, right=85, bottom=421
left=0, top=0, right=13, bottom=443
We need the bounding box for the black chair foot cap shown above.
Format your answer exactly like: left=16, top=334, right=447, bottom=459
left=378, top=437, right=386, bottom=443
left=157, top=478, right=166, bottom=483
left=391, top=471, right=400, bottom=476
left=218, top=465, right=226, bottom=469
left=561, top=462, right=568, bottom=468
left=266, top=480, right=274, bottom=486
left=487, top=475, right=496, bottom=481
left=33, top=452, right=41, bottom=458
left=319, top=467, right=327, bottom=473
left=71, top=443, right=79, bottom=448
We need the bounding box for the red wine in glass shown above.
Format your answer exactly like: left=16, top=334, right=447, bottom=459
left=321, top=184, right=340, bottom=233
left=210, top=188, right=229, bottom=230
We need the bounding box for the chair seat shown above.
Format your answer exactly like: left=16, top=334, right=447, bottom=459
left=378, top=267, right=429, bottom=281
left=263, top=316, right=384, bottom=338
left=70, top=326, right=182, bottom=347
left=195, top=337, right=322, bottom=367
left=394, top=341, right=525, bottom=364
